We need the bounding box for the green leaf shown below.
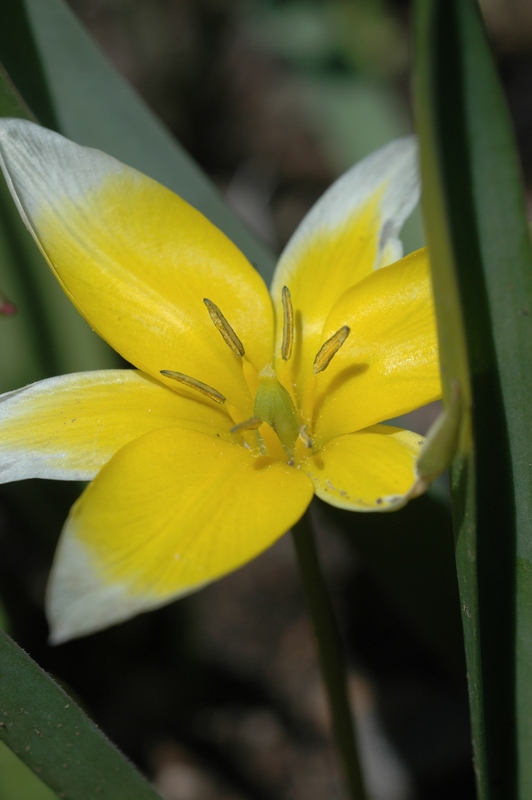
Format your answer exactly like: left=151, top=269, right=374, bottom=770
left=0, top=171, right=121, bottom=391
left=415, top=1, right=532, bottom=797
left=0, top=0, right=276, bottom=284
left=0, top=63, right=34, bottom=121
left=0, top=54, right=120, bottom=389
left=0, top=740, right=57, bottom=800
left=0, top=0, right=59, bottom=128
left=0, top=632, right=163, bottom=800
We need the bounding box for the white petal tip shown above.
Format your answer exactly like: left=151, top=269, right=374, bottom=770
left=46, top=524, right=152, bottom=642
left=45, top=518, right=199, bottom=642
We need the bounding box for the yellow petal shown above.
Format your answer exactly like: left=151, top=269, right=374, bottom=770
left=46, top=427, right=314, bottom=642
left=0, top=120, right=273, bottom=413
left=311, top=249, right=441, bottom=447
left=302, top=425, right=424, bottom=511
left=0, top=370, right=232, bottom=481
left=271, top=137, right=419, bottom=397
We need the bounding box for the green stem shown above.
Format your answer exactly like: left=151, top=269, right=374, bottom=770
left=291, top=507, right=368, bottom=800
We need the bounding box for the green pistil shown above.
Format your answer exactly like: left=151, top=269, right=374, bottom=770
left=254, top=365, right=300, bottom=456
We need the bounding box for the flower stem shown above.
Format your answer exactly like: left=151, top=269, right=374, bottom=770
left=291, top=508, right=368, bottom=800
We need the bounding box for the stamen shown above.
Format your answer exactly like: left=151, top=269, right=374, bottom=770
left=203, top=298, right=245, bottom=357
left=231, top=416, right=263, bottom=434
left=298, top=425, right=313, bottom=448
left=160, top=370, right=226, bottom=404
left=313, top=326, right=350, bottom=373
left=281, top=285, right=294, bottom=361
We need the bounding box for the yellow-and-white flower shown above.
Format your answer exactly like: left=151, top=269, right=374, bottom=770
left=0, top=120, right=440, bottom=643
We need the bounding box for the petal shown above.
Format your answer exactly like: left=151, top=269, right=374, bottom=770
left=46, top=427, right=314, bottom=642
left=311, top=248, right=441, bottom=447
left=0, top=120, right=273, bottom=413
left=0, top=370, right=231, bottom=482
left=271, top=137, right=419, bottom=395
left=302, top=425, right=424, bottom=511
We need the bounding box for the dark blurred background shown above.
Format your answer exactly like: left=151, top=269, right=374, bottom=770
left=2, top=1, right=532, bottom=798
left=67, top=0, right=532, bottom=248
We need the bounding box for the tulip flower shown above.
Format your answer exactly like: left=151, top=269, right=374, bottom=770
left=0, top=121, right=440, bottom=642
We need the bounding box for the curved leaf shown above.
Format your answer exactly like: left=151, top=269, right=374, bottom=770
left=0, top=632, right=163, bottom=800
left=415, top=0, right=532, bottom=797
left=0, top=0, right=276, bottom=283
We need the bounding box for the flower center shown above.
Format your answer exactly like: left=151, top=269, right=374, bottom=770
left=160, top=288, right=350, bottom=458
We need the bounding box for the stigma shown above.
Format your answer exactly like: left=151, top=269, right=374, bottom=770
left=160, top=288, right=351, bottom=459
left=253, top=364, right=300, bottom=456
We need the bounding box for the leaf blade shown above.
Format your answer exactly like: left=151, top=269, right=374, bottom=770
left=0, top=631, right=163, bottom=800
left=415, top=1, right=532, bottom=797
left=0, top=0, right=276, bottom=283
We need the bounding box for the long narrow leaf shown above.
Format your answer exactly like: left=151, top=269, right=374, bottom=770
left=415, top=1, right=532, bottom=798
left=0, top=55, right=120, bottom=386
left=0, top=63, right=34, bottom=121
left=0, top=740, right=56, bottom=800
left=0, top=632, right=162, bottom=800
left=0, top=0, right=276, bottom=283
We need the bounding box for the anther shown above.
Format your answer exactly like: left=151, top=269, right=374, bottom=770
left=313, top=326, right=350, bottom=373
left=298, top=425, right=313, bottom=448
left=231, top=416, right=263, bottom=435
left=281, top=286, right=294, bottom=361
left=203, top=298, right=245, bottom=357
left=160, top=370, right=226, bottom=404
